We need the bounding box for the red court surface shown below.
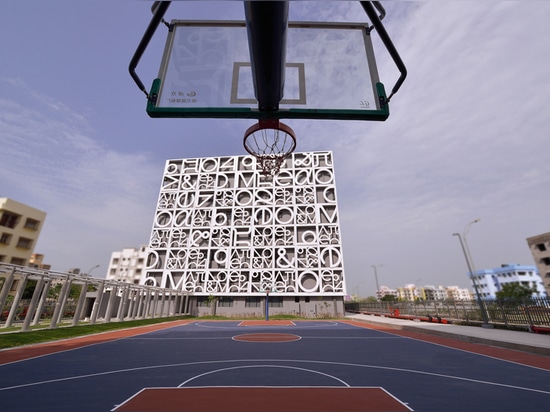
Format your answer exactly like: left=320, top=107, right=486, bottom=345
left=114, top=387, right=411, bottom=412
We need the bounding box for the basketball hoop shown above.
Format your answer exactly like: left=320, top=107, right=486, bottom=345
left=243, top=119, right=296, bottom=177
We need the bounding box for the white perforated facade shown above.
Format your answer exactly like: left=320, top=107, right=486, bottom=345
left=144, top=151, right=347, bottom=317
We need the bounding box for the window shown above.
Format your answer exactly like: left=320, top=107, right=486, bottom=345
left=218, top=297, right=233, bottom=307
left=10, top=257, right=25, bottom=265
left=0, top=233, right=12, bottom=245
left=295, top=296, right=300, bottom=303
left=24, top=218, right=40, bottom=230
left=268, top=297, right=283, bottom=307
left=245, top=297, right=261, bottom=307
left=0, top=211, right=21, bottom=228
left=16, top=237, right=33, bottom=249
left=305, top=296, right=310, bottom=303
left=536, top=243, right=547, bottom=252
left=196, top=297, right=209, bottom=307
left=0, top=255, right=5, bottom=262
left=542, top=257, right=550, bottom=266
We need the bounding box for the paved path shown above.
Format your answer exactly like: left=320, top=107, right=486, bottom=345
left=346, top=313, right=550, bottom=356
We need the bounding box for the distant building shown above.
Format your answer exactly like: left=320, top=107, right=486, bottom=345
left=445, top=286, right=472, bottom=301
left=420, top=285, right=448, bottom=301
left=526, top=232, right=550, bottom=296
left=29, top=253, right=51, bottom=270
left=376, top=284, right=471, bottom=301
left=106, top=246, right=147, bottom=284
left=397, top=284, right=420, bottom=301
left=376, top=286, right=399, bottom=300
left=0, top=198, right=46, bottom=266
left=471, top=264, right=546, bottom=299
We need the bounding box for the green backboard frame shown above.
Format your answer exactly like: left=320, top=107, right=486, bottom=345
left=146, top=21, right=389, bottom=121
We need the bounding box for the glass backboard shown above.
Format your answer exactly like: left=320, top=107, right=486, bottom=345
left=147, top=21, right=388, bottom=121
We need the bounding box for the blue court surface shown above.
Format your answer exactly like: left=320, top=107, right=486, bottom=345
left=0, top=321, right=549, bottom=411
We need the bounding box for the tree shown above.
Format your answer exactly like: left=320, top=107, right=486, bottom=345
left=380, top=294, right=397, bottom=302
left=495, top=282, right=536, bottom=301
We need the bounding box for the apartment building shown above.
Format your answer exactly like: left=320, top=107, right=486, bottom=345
left=0, top=198, right=46, bottom=266
left=377, top=284, right=471, bottom=301
left=526, top=231, right=550, bottom=296
left=471, top=263, right=546, bottom=299
left=106, top=246, right=147, bottom=284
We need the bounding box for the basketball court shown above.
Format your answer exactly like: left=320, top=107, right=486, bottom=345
left=1, top=320, right=549, bottom=411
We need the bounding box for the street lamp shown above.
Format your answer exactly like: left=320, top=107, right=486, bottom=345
left=371, top=264, right=382, bottom=296
left=86, top=264, right=100, bottom=277
left=453, top=219, right=492, bottom=328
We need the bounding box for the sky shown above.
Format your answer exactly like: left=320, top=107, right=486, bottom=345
left=1, top=1, right=549, bottom=296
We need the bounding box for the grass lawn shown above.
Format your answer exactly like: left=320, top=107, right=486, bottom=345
left=0, top=315, right=307, bottom=350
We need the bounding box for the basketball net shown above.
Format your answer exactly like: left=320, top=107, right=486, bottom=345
left=243, top=119, right=297, bottom=177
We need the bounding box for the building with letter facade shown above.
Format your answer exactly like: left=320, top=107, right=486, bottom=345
left=143, top=152, right=347, bottom=317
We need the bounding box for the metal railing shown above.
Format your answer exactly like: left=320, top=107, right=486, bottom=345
left=345, top=297, right=550, bottom=331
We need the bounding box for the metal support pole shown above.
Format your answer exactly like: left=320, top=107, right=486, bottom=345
left=244, top=1, right=289, bottom=111
left=265, top=290, right=270, bottom=321
left=453, top=225, right=492, bottom=328
left=371, top=265, right=381, bottom=296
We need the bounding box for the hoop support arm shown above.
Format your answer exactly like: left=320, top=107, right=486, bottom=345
left=129, top=1, right=171, bottom=99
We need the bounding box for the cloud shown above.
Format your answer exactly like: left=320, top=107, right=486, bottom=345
left=0, top=77, right=161, bottom=272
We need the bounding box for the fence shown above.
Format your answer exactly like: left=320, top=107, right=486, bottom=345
left=0, top=263, right=190, bottom=331
left=345, top=297, right=550, bottom=332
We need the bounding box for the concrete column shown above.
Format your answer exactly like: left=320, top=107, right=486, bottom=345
left=127, top=288, right=137, bottom=320
left=90, top=281, right=106, bottom=324
left=22, top=276, right=45, bottom=332
left=159, top=289, right=167, bottom=317
left=0, top=267, right=16, bottom=321
left=33, top=280, right=51, bottom=326
left=50, top=277, right=72, bottom=328
left=72, top=280, right=89, bottom=326
left=5, top=274, right=28, bottom=328
left=104, top=285, right=118, bottom=323
left=184, top=294, right=190, bottom=315
left=118, top=284, right=131, bottom=321
left=134, top=288, right=144, bottom=319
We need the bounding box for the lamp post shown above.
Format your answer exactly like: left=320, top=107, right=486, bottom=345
left=265, top=289, right=270, bottom=321
left=371, top=264, right=382, bottom=298
left=453, top=219, right=492, bottom=327
left=86, top=264, right=100, bottom=277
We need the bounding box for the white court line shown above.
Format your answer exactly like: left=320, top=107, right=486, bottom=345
left=194, top=321, right=339, bottom=329
left=178, top=364, right=350, bottom=387
left=1, top=358, right=549, bottom=396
